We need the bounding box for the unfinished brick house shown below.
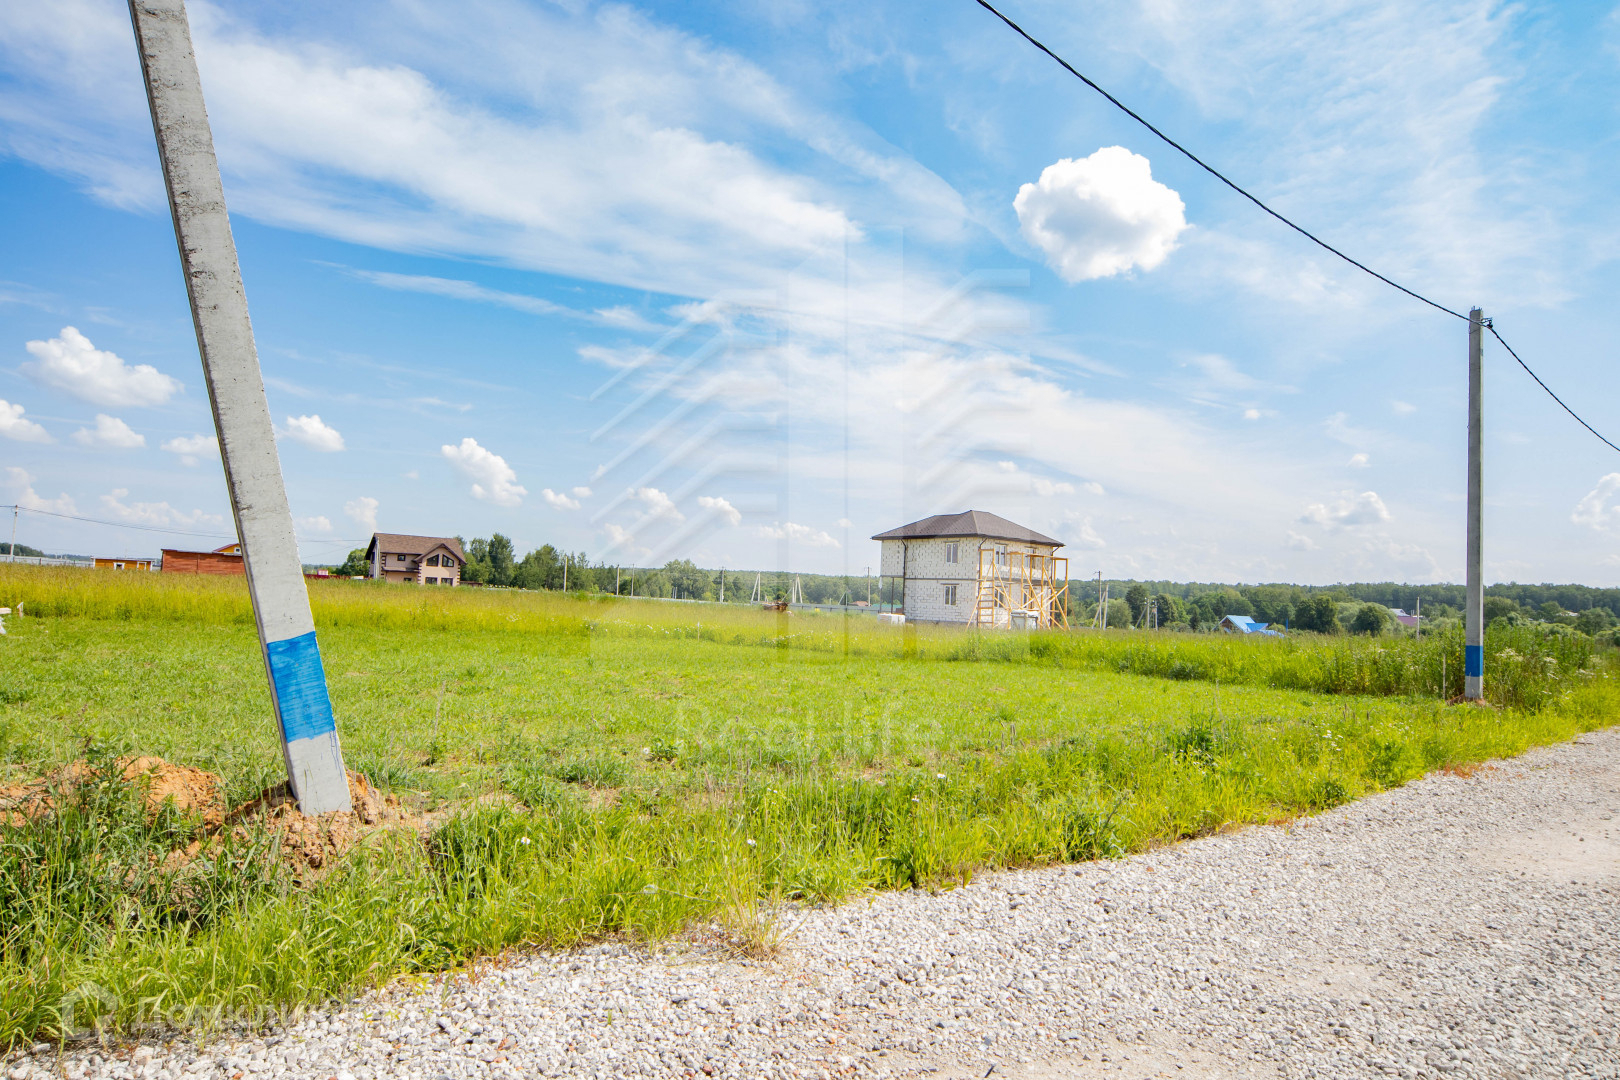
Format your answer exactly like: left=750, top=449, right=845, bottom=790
left=872, top=511, right=1068, bottom=628
left=365, top=533, right=467, bottom=585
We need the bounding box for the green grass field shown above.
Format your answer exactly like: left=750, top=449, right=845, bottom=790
left=0, top=566, right=1613, bottom=1046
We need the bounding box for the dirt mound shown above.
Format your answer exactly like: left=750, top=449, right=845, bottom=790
left=226, top=771, right=409, bottom=876
left=0, top=755, right=224, bottom=827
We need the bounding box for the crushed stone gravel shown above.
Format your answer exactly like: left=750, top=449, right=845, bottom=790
left=9, top=727, right=1618, bottom=1080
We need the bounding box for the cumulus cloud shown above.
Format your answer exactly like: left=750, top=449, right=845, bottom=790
left=442, top=438, right=526, bottom=507
left=1073, top=517, right=1106, bottom=549
left=22, top=327, right=180, bottom=407
left=1348, top=452, right=1370, bottom=467
left=4, top=466, right=77, bottom=515
left=753, top=521, right=839, bottom=548
left=1286, top=530, right=1319, bottom=551
left=541, top=488, right=581, bottom=511
left=1080, top=481, right=1105, bottom=496
left=295, top=515, right=332, bottom=535
left=99, top=488, right=223, bottom=529
left=279, top=414, right=345, bottom=452
left=995, top=460, right=1077, bottom=496
left=1013, top=147, right=1188, bottom=282
left=344, top=496, right=379, bottom=532
left=571, top=486, right=592, bottom=499
left=1572, top=474, right=1620, bottom=532
left=161, top=433, right=218, bottom=466
left=72, top=414, right=144, bottom=449
left=1300, top=491, right=1391, bottom=530
left=0, top=399, right=52, bottom=443
left=697, top=494, right=742, bottom=525
left=633, top=487, right=683, bottom=521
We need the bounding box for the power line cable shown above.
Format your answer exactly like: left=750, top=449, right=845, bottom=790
left=1, top=504, right=364, bottom=544
left=973, top=0, right=1620, bottom=455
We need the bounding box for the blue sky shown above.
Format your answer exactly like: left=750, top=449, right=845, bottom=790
left=2, top=0, right=1618, bottom=584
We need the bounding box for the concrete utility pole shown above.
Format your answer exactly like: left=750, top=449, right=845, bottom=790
left=1465, top=307, right=1485, bottom=701
left=128, top=0, right=350, bottom=813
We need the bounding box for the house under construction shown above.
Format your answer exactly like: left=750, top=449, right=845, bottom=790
left=872, top=511, right=1069, bottom=629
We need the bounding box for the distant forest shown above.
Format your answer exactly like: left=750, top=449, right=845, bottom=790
left=322, top=535, right=1620, bottom=629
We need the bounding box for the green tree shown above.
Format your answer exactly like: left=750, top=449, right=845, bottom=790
left=487, top=533, right=515, bottom=586
left=1351, top=603, right=1390, bottom=635
left=1124, top=583, right=1149, bottom=625
left=1151, top=593, right=1185, bottom=628
left=1575, top=607, right=1613, bottom=635
left=1482, top=596, right=1520, bottom=627
left=1294, top=595, right=1340, bottom=634
left=664, top=559, right=709, bottom=600
left=513, top=544, right=559, bottom=590
left=335, top=548, right=369, bottom=577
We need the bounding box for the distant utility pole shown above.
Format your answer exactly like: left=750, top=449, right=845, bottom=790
left=1465, top=307, right=1485, bottom=700
left=129, top=0, right=350, bottom=814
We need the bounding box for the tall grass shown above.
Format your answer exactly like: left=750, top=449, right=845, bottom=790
left=2, top=676, right=1615, bottom=1048
left=0, top=564, right=1594, bottom=708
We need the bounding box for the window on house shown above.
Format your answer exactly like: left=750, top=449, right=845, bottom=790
left=995, top=544, right=1008, bottom=568
left=944, top=584, right=957, bottom=606
left=396, top=554, right=405, bottom=562
left=944, top=542, right=958, bottom=564
left=429, top=554, right=441, bottom=566
left=425, top=576, right=437, bottom=584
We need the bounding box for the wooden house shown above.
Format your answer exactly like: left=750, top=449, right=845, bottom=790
left=93, top=556, right=155, bottom=571
left=160, top=542, right=244, bottom=575
left=365, top=533, right=467, bottom=585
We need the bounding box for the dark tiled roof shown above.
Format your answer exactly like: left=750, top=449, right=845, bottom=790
left=870, top=511, right=1062, bottom=547
left=366, top=533, right=466, bottom=563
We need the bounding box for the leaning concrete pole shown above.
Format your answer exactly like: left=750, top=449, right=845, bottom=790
left=129, top=0, right=351, bottom=814
left=1464, top=307, right=1485, bottom=701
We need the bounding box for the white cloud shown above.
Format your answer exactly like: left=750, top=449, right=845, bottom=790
left=22, top=327, right=180, bottom=407
left=71, top=413, right=144, bottom=449
left=279, top=414, right=345, bottom=452
left=1300, top=491, right=1391, bottom=530
left=1348, top=452, right=1370, bottom=467
left=697, top=494, right=742, bottom=526
left=1013, top=147, right=1188, bottom=282
left=1073, top=518, right=1106, bottom=549
left=1243, top=408, right=1262, bottom=421
left=1572, top=474, right=1620, bottom=532
left=442, top=437, right=526, bottom=507
left=98, top=488, right=223, bottom=529
left=571, top=486, right=592, bottom=499
left=161, top=433, right=218, bottom=467
left=1080, top=481, right=1105, bottom=496
left=3, top=466, right=76, bottom=515
left=1286, top=530, right=1320, bottom=551
left=632, top=486, right=684, bottom=521
left=295, top=515, right=332, bottom=535
left=994, top=459, right=1076, bottom=497
left=753, top=521, right=839, bottom=548
left=344, top=496, right=379, bottom=533
left=1392, top=400, right=1417, bottom=415
left=0, top=399, right=52, bottom=443
left=541, top=488, right=581, bottom=511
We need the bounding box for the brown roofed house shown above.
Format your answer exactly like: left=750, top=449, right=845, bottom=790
left=365, top=533, right=467, bottom=585
left=160, top=542, right=244, bottom=575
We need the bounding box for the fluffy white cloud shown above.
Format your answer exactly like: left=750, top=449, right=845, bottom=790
left=442, top=438, right=526, bottom=507
left=1572, top=474, right=1620, bottom=532
left=280, top=414, right=345, bottom=452
left=344, top=496, right=379, bottom=532
left=161, top=433, right=218, bottom=466
left=295, top=515, right=332, bottom=535
left=99, top=488, right=223, bottom=529
left=697, top=494, right=742, bottom=525
left=541, top=488, right=581, bottom=510
left=1013, top=147, right=1188, bottom=282
left=1286, top=530, right=1319, bottom=551
left=1300, top=491, right=1391, bottom=530
left=633, top=487, right=683, bottom=521
left=752, top=521, right=839, bottom=548
left=72, top=414, right=144, bottom=449
left=1073, top=517, right=1106, bottom=549
left=0, top=399, right=52, bottom=443
left=22, top=327, right=180, bottom=407
left=1348, top=453, right=1370, bottom=467
left=571, top=486, right=592, bottom=499
left=4, top=466, right=77, bottom=515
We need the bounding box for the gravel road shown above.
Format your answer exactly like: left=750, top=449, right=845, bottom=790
left=10, top=727, right=1618, bottom=1080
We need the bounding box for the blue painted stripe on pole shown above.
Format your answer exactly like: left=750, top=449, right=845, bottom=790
left=265, top=631, right=337, bottom=742
left=1465, top=644, right=1484, bottom=678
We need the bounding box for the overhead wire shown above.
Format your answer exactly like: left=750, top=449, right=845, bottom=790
left=973, top=0, right=1619, bottom=454
left=1, top=505, right=365, bottom=545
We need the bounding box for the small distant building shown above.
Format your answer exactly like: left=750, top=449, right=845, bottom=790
left=872, top=511, right=1068, bottom=628
left=1220, top=614, right=1281, bottom=636
left=365, top=533, right=466, bottom=585
left=93, top=556, right=154, bottom=571
left=160, top=542, right=245, bottom=576
left=1388, top=607, right=1421, bottom=629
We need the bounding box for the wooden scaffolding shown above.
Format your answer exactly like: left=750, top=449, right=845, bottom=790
left=971, top=546, right=1070, bottom=629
